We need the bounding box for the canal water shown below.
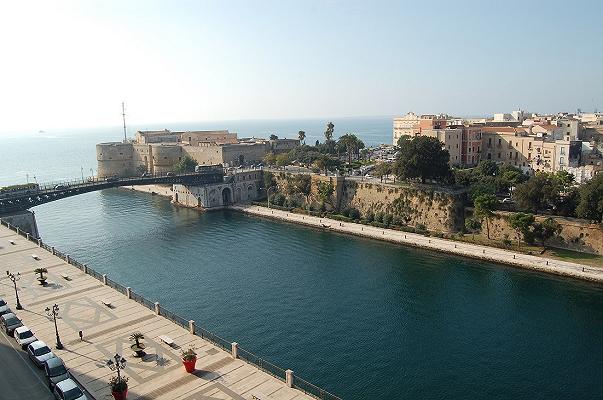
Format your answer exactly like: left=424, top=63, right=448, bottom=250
left=32, top=189, right=603, bottom=400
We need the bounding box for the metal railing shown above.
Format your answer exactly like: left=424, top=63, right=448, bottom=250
left=0, top=217, right=342, bottom=400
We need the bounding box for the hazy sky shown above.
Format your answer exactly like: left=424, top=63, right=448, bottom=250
left=0, top=0, right=601, bottom=133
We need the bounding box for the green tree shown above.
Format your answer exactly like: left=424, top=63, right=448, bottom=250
left=374, top=162, right=392, bottom=183
left=336, top=133, right=364, bottom=165
left=293, top=174, right=312, bottom=210
left=575, top=173, right=603, bottom=222
left=396, top=135, right=411, bottom=148
left=394, top=136, right=450, bottom=183
left=477, top=160, right=499, bottom=177
left=324, top=122, right=334, bottom=142
left=298, top=130, right=306, bottom=144
left=474, top=194, right=497, bottom=239
left=532, top=217, right=562, bottom=250
left=275, top=153, right=290, bottom=168
left=175, top=155, right=198, bottom=173
left=465, top=218, right=482, bottom=240
left=263, top=171, right=276, bottom=192
left=316, top=181, right=334, bottom=206
left=513, top=173, right=560, bottom=213
left=507, top=212, right=535, bottom=248
left=263, top=152, right=276, bottom=166
left=269, top=134, right=278, bottom=140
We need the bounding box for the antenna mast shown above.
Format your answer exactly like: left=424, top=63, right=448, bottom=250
left=122, top=102, right=127, bottom=142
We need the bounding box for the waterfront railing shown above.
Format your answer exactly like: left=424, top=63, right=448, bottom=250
left=0, top=217, right=342, bottom=400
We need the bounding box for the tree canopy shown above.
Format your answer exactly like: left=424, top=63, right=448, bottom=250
left=507, top=212, right=535, bottom=247
left=174, top=155, right=198, bottom=173
left=473, top=194, right=497, bottom=239
left=394, top=136, right=450, bottom=183
left=575, top=173, right=603, bottom=222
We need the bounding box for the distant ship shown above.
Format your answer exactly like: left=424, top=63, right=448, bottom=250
left=38, top=130, right=46, bottom=133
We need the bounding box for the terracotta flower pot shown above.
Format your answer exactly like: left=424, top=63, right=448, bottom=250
left=183, top=357, right=197, bottom=373
left=112, top=388, right=127, bottom=400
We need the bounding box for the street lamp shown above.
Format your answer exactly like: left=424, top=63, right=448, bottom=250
left=266, top=186, right=277, bottom=208
left=6, top=271, right=22, bottom=310
left=45, top=304, right=63, bottom=349
left=106, top=353, right=127, bottom=382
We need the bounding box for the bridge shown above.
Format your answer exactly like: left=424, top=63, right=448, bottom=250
left=0, top=169, right=224, bottom=215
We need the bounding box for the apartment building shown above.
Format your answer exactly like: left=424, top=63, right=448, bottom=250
left=393, top=112, right=420, bottom=144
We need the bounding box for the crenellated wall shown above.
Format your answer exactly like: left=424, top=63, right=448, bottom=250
left=96, top=143, right=134, bottom=177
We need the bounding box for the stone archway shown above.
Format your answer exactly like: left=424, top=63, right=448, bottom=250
left=222, top=187, right=232, bottom=205
left=235, top=187, right=242, bottom=202
left=247, top=184, right=254, bottom=200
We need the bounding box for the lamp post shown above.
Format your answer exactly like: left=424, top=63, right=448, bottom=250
left=107, top=353, right=127, bottom=382
left=266, top=186, right=277, bottom=208
left=6, top=271, right=22, bottom=310
left=45, top=304, right=63, bottom=349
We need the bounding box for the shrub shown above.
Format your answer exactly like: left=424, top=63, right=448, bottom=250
left=374, top=211, right=385, bottom=223
left=364, top=211, right=375, bottom=223
left=415, top=223, right=427, bottom=233
left=272, top=193, right=286, bottom=206
left=348, top=208, right=361, bottom=220
left=383, top=213, right=393, bottom=227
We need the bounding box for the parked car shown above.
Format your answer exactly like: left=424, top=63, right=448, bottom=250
left=501, top=197, right=515, bottom=204
left=53, top=379, right=86, bottom=400
left=105, top=176, right=119, bottom=182
left=27, top=340, right=55, bottom=368
left=1, top=312, right=23, bottom=335
left=54, top=185, right=67, bottom=190
left=141, top=172, right=151, bottom=178
left=0, top=298, right=10, bottom=316
left=14, top=326, right=37, bottom=349
left=45, top=356, right=70, bottom=390
left=166, top=172, right=175, bottom=176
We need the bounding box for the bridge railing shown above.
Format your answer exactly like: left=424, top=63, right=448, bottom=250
left=0, top=217, right=342, bottom=400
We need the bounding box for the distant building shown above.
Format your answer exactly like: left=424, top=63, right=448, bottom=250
left=393, top=112, right=420, bottom=144
left=97, top=129, right=299, bottom=177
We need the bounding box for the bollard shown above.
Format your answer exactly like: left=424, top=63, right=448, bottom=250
left=66, top=255, right=70, bottom=264
left=38, top=238, right=42, bottom=247
left=513, top=255, right=516, bottom=259
left=454, top=244, right=457, bottom=248
left=404, top=235, right=406, bottom=239
left=84, top=264, right=88, bottom=274
left=154, top=302, right=160, bottom=315
left=189, top=320, right=195, bottom=334
left=546, top=261, right=549, bottom=266
left=231, top=342, right=239, bottom=359
left=286, top=369, right=294, bottom=388
left=26, top=233, right=30, bottom=240
left=126, top=287, right=132, bottom=299
left=52, top=246, right=55, bottom=255
left=428, top=239, right=431, bottom=244
left=483, top=249, right=485, bottom=254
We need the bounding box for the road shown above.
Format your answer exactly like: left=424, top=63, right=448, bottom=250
left=0, top=326, right=54, bottom=400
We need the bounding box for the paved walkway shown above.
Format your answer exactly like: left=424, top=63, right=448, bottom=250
left=233, top=205, right=603, bottom=283
left=0, top=225, right=314, bottom=400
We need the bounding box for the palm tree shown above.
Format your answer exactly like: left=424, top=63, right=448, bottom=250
left=298, top=130, right=306, bottom=144
left=338, top=133, right=363, bottom=166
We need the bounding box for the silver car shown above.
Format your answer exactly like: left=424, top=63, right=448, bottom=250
left=44, top=356, right=70, bottom=389
left=14, top=326, right=37, bottom=349
left=1, top=312, right=23, bottom=335
left=53, top=378, right=87, bottom=400
left=0, top=298, right=10, bottom=316
left=27, top=340, right=56, bottom=368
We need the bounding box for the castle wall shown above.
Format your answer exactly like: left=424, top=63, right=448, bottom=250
left=96, top=142, right=134, bottom=178
left=151, top=145, right=182, bottom=173
left=173, top=171, right=261, bottom=208
left=221, top=143, right=268, bottom=166
left=470, top=209, right=603, bottom=254
left=183, top=146, right=225, bottom=166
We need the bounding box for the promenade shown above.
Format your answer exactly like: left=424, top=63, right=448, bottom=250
left=233, top=205, right=603, bottom=283
left=0, top=224, right=317, bottom=400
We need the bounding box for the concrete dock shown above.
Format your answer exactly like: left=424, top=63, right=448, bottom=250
left=0, top=224, right=319, bottom=400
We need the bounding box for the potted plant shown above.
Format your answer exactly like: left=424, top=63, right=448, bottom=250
left=181, top=347, right=197, bottom=373
left=34, top=267, right=48, bottom=285
left=129, top=332, right=146, bottom=357
left=109, top=376, right=128, bottom=400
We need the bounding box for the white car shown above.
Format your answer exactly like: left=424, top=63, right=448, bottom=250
left=27, top=340, right=56, bottom=368
left=0, top=298, right=10, bottom=316
left=14, top=326, right=37, bottom=349
left=53, top=378, right=87, bottom=400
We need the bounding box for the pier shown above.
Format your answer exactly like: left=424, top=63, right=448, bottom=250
left=0, top=221, right=339, bottom=400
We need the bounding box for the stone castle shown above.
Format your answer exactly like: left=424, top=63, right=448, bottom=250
left=96, top=129, right=299, bottom=178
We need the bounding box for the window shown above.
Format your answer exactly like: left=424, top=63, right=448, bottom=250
left=487, top=153, right=492, bottom=160
left=560, top=147, right=565, bottom=155
left=560, top=157, right=565, bottom=165
left=488, top=138, right=492, bottom=146
left=510, top=152, right=512, bottom=158
left=498, top=153, right=501, bottom=159
left=498, top=139, right=502, bottom=145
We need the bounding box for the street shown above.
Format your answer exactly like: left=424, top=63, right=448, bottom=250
left=0, top=326, right=54, bottom=400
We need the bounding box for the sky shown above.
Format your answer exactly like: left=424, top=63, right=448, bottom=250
left=0, top=0, right=602, bottom=134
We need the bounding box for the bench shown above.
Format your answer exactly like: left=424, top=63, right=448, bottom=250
left=31, top=254, right=40, bottom=260
left=8, top=240, right=15, bottom=245
left=101, top=300, right=112, bottom=308
left=158, top=335, right=174, bottom=346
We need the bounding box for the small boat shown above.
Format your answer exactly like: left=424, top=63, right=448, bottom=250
left=322, top=224, right=331, bottom=229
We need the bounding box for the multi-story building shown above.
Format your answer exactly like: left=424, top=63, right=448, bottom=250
left=420, top=128, right=462, bottom=167
left=393, top=112, right=420, bottom=144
